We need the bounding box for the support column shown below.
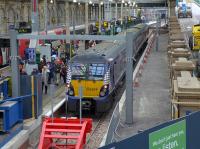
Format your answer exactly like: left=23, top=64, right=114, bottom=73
left=72, top=4, right=75, bottom=35
left=115, top=2, right=118, bottom=21
left=99, top=2, right=101, bottom=32
left=125, top=32, right=134, bottom=124
left=44, top=0, right=47, bottom=34
left=65, top=1, right=70, bottom=59
left=104, top=0, right=111, bottom=21
left=31, top=0, right=39, bottom=32
left=85, top=3, right=89, bottom=34
left=121, top=2, right=123, bottom=24
left=9, top=30, right=20, bottom=97
left=169, top=0, right=176, bottom=16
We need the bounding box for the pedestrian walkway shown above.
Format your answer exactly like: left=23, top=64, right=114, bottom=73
left=118, top=32, right=171, bottom=139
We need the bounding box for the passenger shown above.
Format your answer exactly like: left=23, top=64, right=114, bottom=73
left=60, top=64, right=67, bottom=84
left=31, top=68, right=39, bottom=75
left=47, top=62, right=55, bottom=84
left=42, top=55, right=47, bottom=65
left=20, top=68, right=27, bottom=75
left=54, top=60, right=61, bottom=86
left=42, top=65, right=49, bottom=94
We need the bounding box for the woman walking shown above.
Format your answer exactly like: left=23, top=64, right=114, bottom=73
left=42, top=65, right=49, bottom=94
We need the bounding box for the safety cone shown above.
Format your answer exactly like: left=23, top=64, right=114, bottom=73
left=140, top=63, right=144, bottom=70
left=143, top=57, right=147, bottom=63
left=134, top=77, right=139, bottom=87
left=145, top=52, right=148, bottom=58
left=138, top=69, right=142, bottom=77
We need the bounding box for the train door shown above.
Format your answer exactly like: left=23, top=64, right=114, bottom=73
left=6, top=48, right=10, bottom=64
left=0, top=48, right=3, bottom=65
left=2, top=48, right=6, bottom=65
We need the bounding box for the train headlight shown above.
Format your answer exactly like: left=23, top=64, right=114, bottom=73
left=67, top=84, right=75, bottom=96
left=69, top=90, right=74, bottom=96
left=99, top=85, right=109, bottom=97
left=100, top=91, right=106, bottom=97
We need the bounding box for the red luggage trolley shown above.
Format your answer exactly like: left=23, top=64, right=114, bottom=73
left=38, top=118, right=92, bottom=149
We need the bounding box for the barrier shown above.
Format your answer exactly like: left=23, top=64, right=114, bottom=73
left=100, top=111, right=200, bottom=149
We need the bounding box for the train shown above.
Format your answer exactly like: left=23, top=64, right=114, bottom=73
left=66, top=23, right=149, bottom=115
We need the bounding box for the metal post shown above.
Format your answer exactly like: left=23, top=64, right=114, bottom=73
left=79, top=86, right=83, bottom=123
left=125, top=32, right=134, bottom=124
left=73, top=4, right=76, bottom=36
left=44, top=0, right=48, bottom=34
left=65, top=2, right=70, bottom=60
left=50, top=84, right=55, bottom=120
left=85, top=3, right=89, bottom=34
left=31, top=0, right=39, bottom=32
left=99, top=2, right=101, bottom=33
left=9, top=30, right=20, bottom=97
left=115, top=2, right=118, bottom=23
left=156, top=17, right=159, bottom=52
left=65, top=87, right=68, bottom=118
left=121, top=2, right=123, bottom=25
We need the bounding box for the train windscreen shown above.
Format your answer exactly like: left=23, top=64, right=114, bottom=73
left=71, top=63, right=105, bottom=80
left=88, top=64, right=105, bottom=80
left=71, top=63, right=87, bottom=79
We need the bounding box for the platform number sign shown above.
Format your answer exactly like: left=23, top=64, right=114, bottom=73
left=149, top=120, right=186, bottom=149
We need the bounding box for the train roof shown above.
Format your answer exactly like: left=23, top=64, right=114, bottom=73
left=71, top=41, right=125, bottom=63
left=70, top=23, right=148, bottom=64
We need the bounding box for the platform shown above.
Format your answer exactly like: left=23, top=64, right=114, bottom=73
left=117, top=32, right=171, bottom=139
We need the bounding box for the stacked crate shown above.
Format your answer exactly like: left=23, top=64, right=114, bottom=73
left=172, top=76, right=200, bottom=119
left=168, top=16, right=200, bottom=119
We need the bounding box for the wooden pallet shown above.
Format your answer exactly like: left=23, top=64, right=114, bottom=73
left=171, top=79, right=200, bottom=119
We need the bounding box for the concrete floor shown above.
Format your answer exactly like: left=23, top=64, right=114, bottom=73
left=117, top=32, right=171, bottom=139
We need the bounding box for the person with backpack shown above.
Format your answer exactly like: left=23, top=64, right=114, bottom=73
left=54, top=59, right=61, bottom=86
left=60, top=64, right=67, bottom=84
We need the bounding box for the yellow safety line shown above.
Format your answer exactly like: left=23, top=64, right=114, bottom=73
left=31, top=76, right=35, bottom=118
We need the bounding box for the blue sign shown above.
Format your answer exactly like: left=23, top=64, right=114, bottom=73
left=182, top=4, right=187, bottom=13
left=27, top=48, right=36, bottom=62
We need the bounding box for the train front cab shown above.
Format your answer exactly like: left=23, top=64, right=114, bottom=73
left=66, top=62, right=112, bottom=114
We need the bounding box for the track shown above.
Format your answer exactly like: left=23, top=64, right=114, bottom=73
left=85, top=81, right=125, bottom=149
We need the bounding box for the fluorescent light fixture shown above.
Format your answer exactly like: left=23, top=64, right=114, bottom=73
left=125, top=3, right=127, bottom=6
left=89, top=0, right=92, bottom=4
left=73, top=0, right=77, bottom=2
left=128, top=1, right=131, bottom=4
left=50, top=0, right=53, bottom=3
left=100, top=1, right=104, bottom=5
left=78, top=2, right=80, bottom=5
left=122, top=0, right=125, bottom=3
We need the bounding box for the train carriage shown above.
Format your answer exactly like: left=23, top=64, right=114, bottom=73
left=66, top=24, right=149, bottom=114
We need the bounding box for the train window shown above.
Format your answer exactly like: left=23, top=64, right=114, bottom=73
left=88, top=64, right=105, bottom=80
left=71, top=63, right=87, bottom=79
